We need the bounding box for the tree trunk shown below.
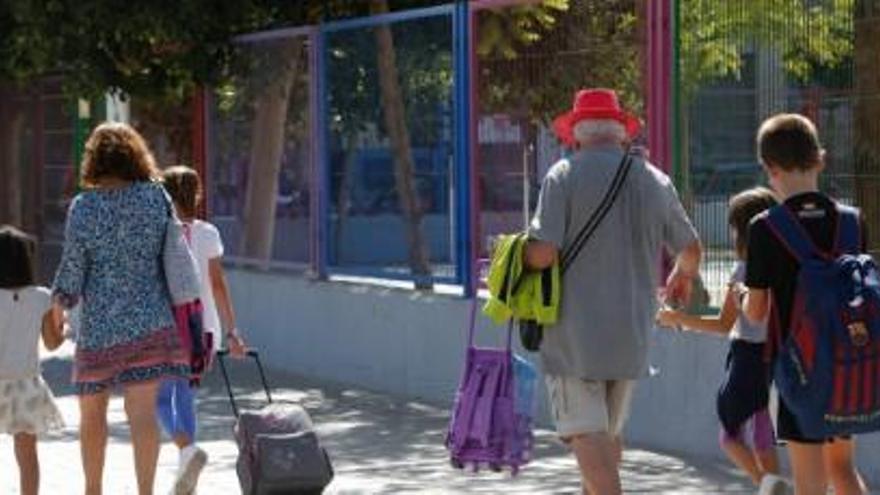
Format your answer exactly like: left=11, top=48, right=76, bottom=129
left=854, top=1, right=880, bottom=256
left=240, top=38, right=302, bottom=261
left=371, top=0, right=433, bottom=289
left=333, top=136, right=357, bottom=265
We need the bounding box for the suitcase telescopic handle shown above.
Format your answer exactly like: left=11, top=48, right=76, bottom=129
left=216, top=348, right=273, bottom=418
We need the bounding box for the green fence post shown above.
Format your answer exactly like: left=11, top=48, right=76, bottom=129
left=671, top=0, right=683, bottom=192
left=73, top=99, right=91, bottom=193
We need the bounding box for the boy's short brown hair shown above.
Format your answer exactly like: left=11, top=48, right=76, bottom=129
left=756, top=113, right=823, bottom=172
left=728, top=187, right=778, bottom=258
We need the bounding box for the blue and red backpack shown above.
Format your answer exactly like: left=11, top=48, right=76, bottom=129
left=765, top=203, right=880, bottom=438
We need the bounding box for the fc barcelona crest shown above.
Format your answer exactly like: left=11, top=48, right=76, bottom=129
left=848, top=321, right=870, bottom=347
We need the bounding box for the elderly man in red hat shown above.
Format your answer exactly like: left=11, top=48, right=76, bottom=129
left=525, top=89, right=702, bottom=494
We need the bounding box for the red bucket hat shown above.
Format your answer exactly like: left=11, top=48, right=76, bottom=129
left=553, top=89, right=641, bottom=147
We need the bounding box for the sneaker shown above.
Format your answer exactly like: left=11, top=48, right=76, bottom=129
left=758, top=474, right=791, bottom=495
left=171, top=445, right=208, bottom=495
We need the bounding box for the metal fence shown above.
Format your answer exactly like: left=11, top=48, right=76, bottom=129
left=28, top=1, right=880, bottom=301
left=322, top=8, right=457, bottom=283
left=205, top=4, right=476, bottom=289
left=203, top=0, right=880, bottom=304
left=0, top=78, right=88, bottom=281
left=472, top=0, right=649, bottom=259
left=676, top=0, right=880, bottom=305
left=203, top=0, right=661, bottom=294
left=208, top=28, right=315, bottom=268
left=3, top=1, right=875, bottom=303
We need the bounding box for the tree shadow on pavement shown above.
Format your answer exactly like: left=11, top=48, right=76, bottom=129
left=37, top=351, right=751, bottom=493
left=193, top=357, right=752, bottom=494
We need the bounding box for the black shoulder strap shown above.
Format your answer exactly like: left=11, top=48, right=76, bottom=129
left=559, top=151, right=634, bottom=274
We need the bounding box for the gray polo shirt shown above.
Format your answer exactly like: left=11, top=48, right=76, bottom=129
left=529, top=147, right=698, bottom=380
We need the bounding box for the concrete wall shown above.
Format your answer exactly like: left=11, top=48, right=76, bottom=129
left=227, top=267, right=880, bottom=484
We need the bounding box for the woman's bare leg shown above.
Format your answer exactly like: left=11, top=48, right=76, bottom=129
left=124, top=381, right=161, bottom=495
left=80, top=391, right=110, bottom=495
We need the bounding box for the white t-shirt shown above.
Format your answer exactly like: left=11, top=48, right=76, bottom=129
left=187, top=220, right=224, bottom=351
left=0, top=286, right=51, bottom=379
left=728, top=261, right=768, bottom=343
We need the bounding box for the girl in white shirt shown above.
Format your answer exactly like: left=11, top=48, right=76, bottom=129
left=0, top=225, right=65, bottom=495
left=158, top=166, right=248, bottom=494
left=657, top=188, right=786, bottom=494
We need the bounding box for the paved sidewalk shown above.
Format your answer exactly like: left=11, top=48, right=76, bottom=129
left=0, top=344, right=754, bottom=494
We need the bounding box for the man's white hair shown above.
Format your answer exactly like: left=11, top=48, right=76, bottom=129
left=572, top=119, right=627, bottom=146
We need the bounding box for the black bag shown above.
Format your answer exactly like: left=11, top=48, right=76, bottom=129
left=217, top=349, right=334, bottom=494
left=519, top=151, right=635, bottom=351
left=518, top=319, right=544, bottom=352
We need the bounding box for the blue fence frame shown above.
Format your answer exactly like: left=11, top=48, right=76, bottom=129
left=315, top=28, right=329, bottom=279
left=453, top=1, right=473, bottom=295
left=212, top=2, right=605, bottom=295
left=317, top=3, right=468, bottom=287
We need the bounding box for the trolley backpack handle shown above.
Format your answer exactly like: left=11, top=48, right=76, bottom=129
left=216, top=348, right=273, bottom=418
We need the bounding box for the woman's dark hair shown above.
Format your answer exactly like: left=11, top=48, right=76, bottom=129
left=162, top=165, right=202, bottom=219
left=80, top=122, right=160, bottom=188
left=728, top=187, right=778, bottom=258
left=0, top=225, right=37, bottom=288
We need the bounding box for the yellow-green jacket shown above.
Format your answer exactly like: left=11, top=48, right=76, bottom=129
left=482, top=233, right=560, bottom=325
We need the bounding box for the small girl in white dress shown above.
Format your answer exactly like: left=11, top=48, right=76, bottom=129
left=0, top=225, right=65, bottom=495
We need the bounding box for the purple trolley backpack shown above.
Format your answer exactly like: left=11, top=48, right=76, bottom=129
left=446, top=269, right=536, bottom=475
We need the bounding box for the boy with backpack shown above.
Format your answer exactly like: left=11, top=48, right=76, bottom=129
left=743, top=113, right=871, bottom=495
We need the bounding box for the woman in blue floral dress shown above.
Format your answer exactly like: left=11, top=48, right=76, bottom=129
left=53, top=122, right=189, bottom=495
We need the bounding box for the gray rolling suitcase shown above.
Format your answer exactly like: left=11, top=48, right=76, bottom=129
left=216, top=349, right=334, bottom=495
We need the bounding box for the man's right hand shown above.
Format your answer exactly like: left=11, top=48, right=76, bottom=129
left=664, top=266, right=694, bottom=308
left=665, top=240, right=702, bottom=307
left=524, top=239, right=559, bottom=270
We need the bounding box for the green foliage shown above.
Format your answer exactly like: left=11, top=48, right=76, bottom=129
left=679, top=0, right=854, bottom=100
left=2, top=0, right=855, bottom=122
left=212, top=2, right=453, bottom=143
left=1, top=0, right=274, bottom=101
left=0, top=0, right=448, bottom=103
left=476, top=0, right=854, bottom=122
left=324, top=17, right=453, bottom=143
left=477, top=0, right=643, bottom=123
left=476, top=0, right=569, bottom=60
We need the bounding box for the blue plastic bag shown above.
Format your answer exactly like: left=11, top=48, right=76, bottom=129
left=513, top=354, right=538, bottom=420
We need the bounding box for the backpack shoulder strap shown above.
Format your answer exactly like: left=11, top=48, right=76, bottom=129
left=764, top=205, right=821, bottom=263
left=559, top=151, right=634, bottom=273
left=834, top=204, right=861, bottom=255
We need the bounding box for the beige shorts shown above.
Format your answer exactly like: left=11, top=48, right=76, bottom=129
left=545, top=376, right=635, bottom=439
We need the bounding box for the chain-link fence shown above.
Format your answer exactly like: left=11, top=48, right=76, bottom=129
left=472, top=0, right=648, bottom=258
left=0, top=78, right=85, bottom=281
left=677, top=0, right=880, bottom=305
left=203, top=1, right=654, bottom=291
left=199, top=1, right=880, bottom=297
left=208, top=30, right=315, bottom=267
left=323, top=10, right=457, bottom=283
